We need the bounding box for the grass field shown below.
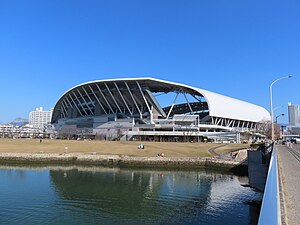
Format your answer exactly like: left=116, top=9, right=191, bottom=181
left=0, top=139, right=249, bottom=157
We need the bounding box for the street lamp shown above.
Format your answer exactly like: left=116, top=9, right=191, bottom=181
left=270, top=75, right=292, bottom=141
left=275, top=113, right=284, bottom=124
left=274, top=113, right=285, bottom=140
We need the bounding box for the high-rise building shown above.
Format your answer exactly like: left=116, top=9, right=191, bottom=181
left=29, top=107, right=53, bottom=128
left=288, top=102, right=300, bottom=126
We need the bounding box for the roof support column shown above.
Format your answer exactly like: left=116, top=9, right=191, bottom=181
left=191, top=94, right=203, bottom=102
left=183, top=92, right=193, bottom=114
left=59, top=101, right=66, bottom=118
left=64, top=96, right=77, bottom=118
left=61, top=100, right=69, bottom=118
left=95, top=84, right=114, bottom=114
left=64, top=96, right=73, bottom=109
left=76, top=89, right=94, bottom=115
left=60, top=106, right=65, bottom=119
left=229, top=119, right=234, bottom=127
left=62, top=99, right=70, bottom=110
left=87, top=85, right=107, bottom=114
left=124, top=82, right=142, bottom=119
left=67, top=94, right=84, bottom=117
left=136, top=81, right=154, bottom=124
left=81, top=87, right=96, bottom=109
left=218, top=118, right=222, bottom=126
left=71, top=91, right=89, bottom=116
left=226, top=119, right=230, bottom=127
left=114, top=82, right=132, bottom=115
left=104, top=83, right=122, bottom=113
left=166, top=92, right=179, bottom=120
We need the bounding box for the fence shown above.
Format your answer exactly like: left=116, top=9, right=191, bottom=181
left=258, top=144, right=281, bottom=225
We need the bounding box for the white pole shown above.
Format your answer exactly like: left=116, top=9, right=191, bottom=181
left=270, top=75, right=292, bottom=141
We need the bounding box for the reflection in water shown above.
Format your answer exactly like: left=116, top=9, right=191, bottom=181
left=50, top=169, right=213, bottom=224
left=0, top=166, right=262, bottom=225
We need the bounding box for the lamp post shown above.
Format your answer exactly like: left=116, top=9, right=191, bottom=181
left=275, top=113, right=285, bottom=139
left=275, top=113, right=284, bottom=124
left=270, top=75, right=292, bottom=141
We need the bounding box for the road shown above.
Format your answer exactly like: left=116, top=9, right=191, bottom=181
left=277, top=144, right=300, bottom=225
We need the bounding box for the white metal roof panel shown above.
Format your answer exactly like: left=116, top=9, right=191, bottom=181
left=195, top=88, right=271, bottom=122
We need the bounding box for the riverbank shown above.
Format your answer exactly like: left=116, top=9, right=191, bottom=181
left=0, top=139, right=249, bottom=173
left=0, top=152, right=247, bottom=174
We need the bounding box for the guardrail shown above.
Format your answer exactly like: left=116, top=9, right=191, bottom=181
left=258, top=144, right=281, bottom=225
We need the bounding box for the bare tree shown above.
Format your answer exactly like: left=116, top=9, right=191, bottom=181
left=256, top=120, right=272, bottom=139
left=256, top=120, right=282, bottom=140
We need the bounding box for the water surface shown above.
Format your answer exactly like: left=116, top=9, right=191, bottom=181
left=0, top=166, right=261, bottom=225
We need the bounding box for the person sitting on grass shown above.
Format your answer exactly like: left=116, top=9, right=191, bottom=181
left=157, top=152, right=164, bottom=157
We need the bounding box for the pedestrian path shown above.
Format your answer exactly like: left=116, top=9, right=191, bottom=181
left=277, top=144, right=300, bottom=225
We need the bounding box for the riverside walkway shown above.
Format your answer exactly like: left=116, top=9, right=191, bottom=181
left=277, top=144, right=300, bottom=225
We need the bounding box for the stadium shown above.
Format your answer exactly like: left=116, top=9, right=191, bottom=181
left=51, top=78, right=270, bottom=142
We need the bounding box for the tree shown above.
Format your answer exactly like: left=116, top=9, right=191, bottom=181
left=256, top=120, right=282, bottom=140
left=256, top=120, right=272, bottom=139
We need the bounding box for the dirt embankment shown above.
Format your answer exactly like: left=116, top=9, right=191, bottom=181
left=0, top=139, right=249, bottom=173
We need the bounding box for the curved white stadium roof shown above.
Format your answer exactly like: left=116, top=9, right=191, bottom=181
left=53, top=77, right=270, bottom=123
left=149, top=78, right=271, bottom=122
left=196, top=88, right=270, bottom=122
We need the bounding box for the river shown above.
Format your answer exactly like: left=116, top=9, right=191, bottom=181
left=0, top=166, right=261, bottom=225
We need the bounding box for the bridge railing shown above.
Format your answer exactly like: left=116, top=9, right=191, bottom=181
left=258, top=144, right=281, bottom=225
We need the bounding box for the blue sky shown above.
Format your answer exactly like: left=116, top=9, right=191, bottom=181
left=0, top=0, right=299, bottom=124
